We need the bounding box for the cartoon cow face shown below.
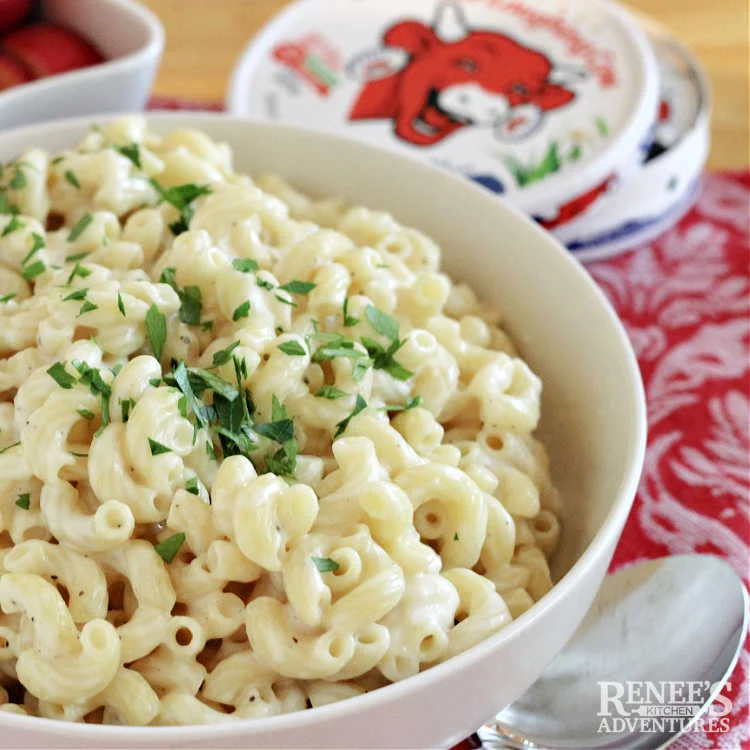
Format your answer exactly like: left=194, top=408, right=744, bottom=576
left=348, top=2, right=583, bottom=147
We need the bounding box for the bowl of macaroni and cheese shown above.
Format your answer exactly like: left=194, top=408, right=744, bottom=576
left=0, top=114, right=646, bottom=748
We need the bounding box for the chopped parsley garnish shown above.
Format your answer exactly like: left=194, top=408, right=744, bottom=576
left=335, top=393, right=367, bottom=437
left=315, top=385, right=347, bottom=399
left=278, top=280, right=316, bottom=295
left=68, top=212, right=93, bottom=242
left=63, top=288, right=88, bottom=302
left=342, top=297, right=359, bottom=327
left=159, top=267, right=202, bottom=325
left=117, top=291, right=126, bottom=317
left=278, top=340, right=306, bottom=356
left=65, top=251, right=89, bottom=263
left=145, top=304, right=167, bottom=360
left=361, top=305, right=413, bottom=381
left=21, top=233, right=45, bottom=265
left=66, top=263, right=91, bottom=285
left=120, top=398, right=134, bottom=422
left=154, top=532, right=185, bottom=563
left=76, top=408, right=95, bottom=421
left=78, top=300, right=98, bottom=316
left=148, top=438, right=172, bottom=456
left=232, top=258, right=259, bottom=273
left=47, top=362, right=76, bottom=389
left=190, top=368, right=239, bottom=401
left=254, top=396, right=295, bottom=444
left=114, top=143, right=142, bottom=169
left=385, top=395, right=424, bottom=412
left=0, top=192, right=18, bottom=215
left=232, top=301, right=250, bottom=321
left=21, top=260, right=45, bottom=281
left=64, top=170, right=80, bottom=189
left=212, top=341, right=240, bottom=367
left=454, top=532, right=459, bottom=541
left=310, top=332, right=372, bottom=382
left=0, top=293, right=16, bottom=303
left=312, top=556, right=340, bottom=573
left=185, top=477, right=200, bottom=495
left=1, top=214, right=23, bottom=237
left=150, top=180, right=211, bottom=236
left=15, top=493, right=30, bottom=510
left=256, top=278, right=274, bottom=291
left=9, top=166, right=26, bottom=190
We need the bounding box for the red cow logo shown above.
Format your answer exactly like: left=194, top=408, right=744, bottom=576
left=347, top=2, right=584, bottom=147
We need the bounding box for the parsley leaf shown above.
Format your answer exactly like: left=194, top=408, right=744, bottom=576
left=65, top=251, right=89, bottom=263
left=15, top=493, right=30, bottom=510
left=63, top=288, right=88, bottom=302
left=47, top=362, right=76, bottom=389
left=385, top=395, right=424, bottom=412
left=1, top=214, right=24, bottom=237
left=64, top=170, right=80, bottom=189
left=9, top=166, right=26, bottom=190
left=120, top=398, right=134, bottom=422
left=232, top=258, right=259, bottom=273
left=145, top=304, right=167, bottom=361
left=159, top=268, right=202, bottom=325
left=21, top=233, right=45, bottom=266
left=342, top=297, right=359, bottom=327
left=76, top=408, right=95, bottom=421
left=65, top=262, right=91, bottom=285
left=232, top=301, right=250, bottom=321
left=315, top=385, right=347, bottom=399
left=68, top=212, right=93, bottom=242
left=21, top=260, right=45, bottom=281
left=278, top=280, right=316, bottom=295
left=334, top=394, right=367, bottom=437
left=114, top=143, right=142, bottom=169
left=0, top=293, right=16, bottom=303
left=154, top=532, right=185, bottom=563
left=212, top=341, right=240, bottom=367
left=185, top=477, right=200, bottom=495
left=117, top=291, right=126, bottom=317
left=278, top=340, right=306, bottom=356
left=78, top=300, right=98, bottom=316
left=148, top=438, right=172, bottom=456
left=312, top=556, right=340, bottom=573
left=150, top=180, right=211, bottom=236
left=190, top=368, right=239, bottom=402
left=365, top=304, right=400, bottom=341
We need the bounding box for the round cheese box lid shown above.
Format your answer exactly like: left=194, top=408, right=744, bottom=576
left=227, top=0, right=660, bottom=225
left=554, top=17, right=711, bottom=261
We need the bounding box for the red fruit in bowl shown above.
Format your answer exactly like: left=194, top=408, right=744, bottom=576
left=1, top=23, right=103, bottom=79
left=0, top=0, right=32, bottom=32
left=0, top=50, right=31, bottom=90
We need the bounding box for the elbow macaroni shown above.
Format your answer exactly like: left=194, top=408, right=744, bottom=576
left=0, top=118, right=561, bottom=724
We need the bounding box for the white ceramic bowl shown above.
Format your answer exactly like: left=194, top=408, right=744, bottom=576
left=0, top=113, right=647, bottom=749
left=0, top=0, right=163, bottom=130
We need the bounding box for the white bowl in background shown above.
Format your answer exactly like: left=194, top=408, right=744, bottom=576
left=0, top=113, right=647, bottom=749
left=0, top=0, right=163, bottom=130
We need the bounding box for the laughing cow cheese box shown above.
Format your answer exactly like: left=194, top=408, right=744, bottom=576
left=228, top=0, right=660, bottom=238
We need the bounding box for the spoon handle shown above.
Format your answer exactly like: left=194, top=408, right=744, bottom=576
left=476, top=722, right=544, bottom=749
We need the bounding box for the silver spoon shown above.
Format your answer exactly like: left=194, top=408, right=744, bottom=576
left=478, top=554, right=747, bottom=749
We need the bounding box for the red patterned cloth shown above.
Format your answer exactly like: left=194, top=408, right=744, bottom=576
left=147, top=97, right=749, bottom=749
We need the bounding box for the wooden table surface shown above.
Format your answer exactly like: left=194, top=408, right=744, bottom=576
left=140, top=0, right=748, bottom=170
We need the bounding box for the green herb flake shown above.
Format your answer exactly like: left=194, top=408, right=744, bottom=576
left=9, top=166, right=26, bottom=190
left=256, top=277, right=274, bottom=291
left=1, top=214, right=24, bottom=237
left=15, top=493, right=30, bottom=510
left=47, top=362, right=76, bottom=389
left=66, top=262, right=91, bottom=285
left=148, top=438, right=172, bottom=456
left=454, top=532, right=459, bottom=541
left=185, top=477, right=200, bottom=495
left=115, top=143, right=142, bottom=169
left=342, top=297, right=359, bottom=327
left=365, top=305, right=400, bottom=341
left=21, top=260, right=45, bottom=281
left=278, top=340, right=306, bottom=356
left=21, top=233, right=45, bottom=266
left=64, top=170, right=81, bottom=189
left=315, top=385, right=347, bottom=400
left=67, top=212, right=93, bottom=243
left=212, top=341, right=240, bottom=367
left=76, top=408, right=95, bottom=421
left=232, top=258, right=259, bottom=273
left=63, top=288, right=88, bottom=302
left=232, top=300, right=251, bottom=321
left=154, top=532, right=186, bottom=563
left=334, top=393, right=367, bottom=437
left=0, top=293, right=17, bottom=303
left=278, top=280, right=316, bottom=295
left=311, top=556, right=340, bottom=573
left=120, top=398, right=134, bottom=423
left=145, top=304, right=167, bottom=361
left=117, top=291, right=126, bottom=317
left=150, top=180, right=211, bottom=236
left=65, top=251, right=89, bottom=263
left=78, top=300, right=98, bottom=317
